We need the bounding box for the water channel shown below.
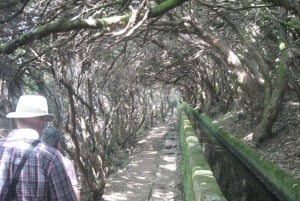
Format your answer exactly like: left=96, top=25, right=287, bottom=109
left=192, top=120, right=284, bottom=201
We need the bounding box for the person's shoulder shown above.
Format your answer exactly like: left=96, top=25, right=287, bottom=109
left=36, top=142, right=62, bottom=159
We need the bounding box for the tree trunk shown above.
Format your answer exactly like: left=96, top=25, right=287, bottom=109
left=253, top=43, right=289, bottom=144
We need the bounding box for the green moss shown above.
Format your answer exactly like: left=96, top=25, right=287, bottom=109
left=179, top=108, right=227, bottom=201
left=183, top=104, right=300, bottom=201
left=179, top=111, right=195, bottom=201
left=149, top=0, right=188, bottom=17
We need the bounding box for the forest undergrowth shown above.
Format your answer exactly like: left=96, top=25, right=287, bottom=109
left=212, top=100, right=300, bottom=180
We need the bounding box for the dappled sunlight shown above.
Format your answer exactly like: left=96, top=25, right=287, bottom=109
left=84, top=18, right=97, bottom=26
left=132, top=170, right=153, bottom=175
left=242, top=132, right=253, bottom=142
left=127, top=181, right=145, bottom=188
left=145, top=151, right=158, bottom=155
left=193, top=169, right=214, bottom=178
left=116, top=168, right=127, bottom=173
left=288, top=101, right=299, bottom=106
left=161, top=155, right=176, bottom=163
left=106, top=179, right=148, bottom=188
left=159, top=163, right=176, bottom=171
left=135, top=176, right=147, bottom=180
left=227, top=51, right=240, bottom=66
left=102, top=178, right=153, bottom=200
left=126, top=163, right=138, bottom=168
left=149, top=127, right=169, bottom=134
left=102, top=117, right=180, bottom=201
left=236, top=70, right=248, bottom=83
left=194, top=169, right=213, bottom=176
left=212, top=111, right=236, bottom=124
left=120, top=176, right=129, bottom=180
left=146, top=131, right=166, bottom=139
left=137, top=139, right=146, bottom=144
left=186, top=136, right=199, bottom=149
left=102, top=193, right=129, bottom=201
left=129, top=183, right=144, bottom=187
left=151, top=190, right=175, bottom=200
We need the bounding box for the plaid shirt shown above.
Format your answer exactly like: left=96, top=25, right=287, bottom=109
left=0, top=129, right=77, bottom=201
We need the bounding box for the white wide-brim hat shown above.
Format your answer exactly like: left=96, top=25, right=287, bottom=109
left=6, top=95, right=54, bottom=121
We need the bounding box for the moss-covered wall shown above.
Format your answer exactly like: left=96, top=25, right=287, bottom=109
left=179, top=107, right=227, bottom=201
left=181, top=103, right=300, bottom=201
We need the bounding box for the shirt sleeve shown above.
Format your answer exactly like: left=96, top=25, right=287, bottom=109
left=48, top=154, right=77, bottom=201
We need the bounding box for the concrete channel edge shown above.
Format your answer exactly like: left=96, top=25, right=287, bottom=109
left=179, top=109, right=228, bottom=201
left=180, top=103, right=300, bottom=201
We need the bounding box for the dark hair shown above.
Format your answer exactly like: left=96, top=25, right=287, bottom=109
left=41, top=126, right=63, bottom=148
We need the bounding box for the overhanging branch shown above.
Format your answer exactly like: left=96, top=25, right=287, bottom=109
left=0, top=15, right=130, bottom=54
left=0, top=0, right=188, bottom=55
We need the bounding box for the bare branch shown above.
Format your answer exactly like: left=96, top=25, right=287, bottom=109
left=0, top=0, right=188, bottom=55
left=0, top=15, right=130, bottom=54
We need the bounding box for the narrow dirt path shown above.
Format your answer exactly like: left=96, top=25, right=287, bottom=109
left=101, top=116, right=183, bottom=201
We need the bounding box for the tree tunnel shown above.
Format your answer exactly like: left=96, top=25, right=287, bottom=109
left=0, top=0, right=300, bottom=199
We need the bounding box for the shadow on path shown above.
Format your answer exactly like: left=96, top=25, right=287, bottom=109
left=101, top=115, right=183, bottom=201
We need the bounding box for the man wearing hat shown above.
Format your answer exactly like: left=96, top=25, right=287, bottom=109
left=0, top=95, right=76, bottom=200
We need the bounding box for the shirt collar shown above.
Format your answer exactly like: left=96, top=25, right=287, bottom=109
left=7, top=128, right=40, bottom=141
